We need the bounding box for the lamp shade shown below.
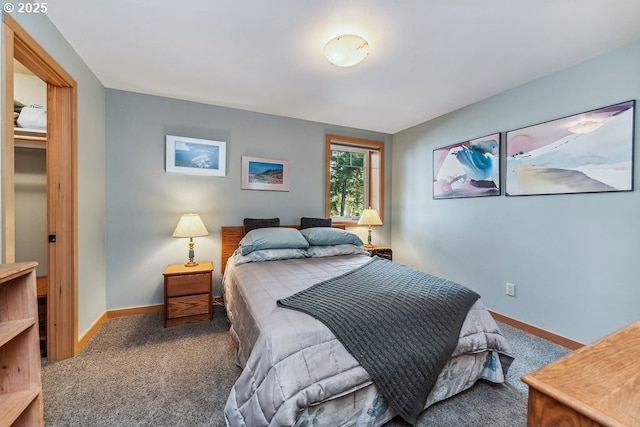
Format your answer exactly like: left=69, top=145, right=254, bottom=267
left=172, top=213, right=209, bottom=238
left=358, top=208, right=382, bottom=226
left=323, top=34, right=369, bottom=67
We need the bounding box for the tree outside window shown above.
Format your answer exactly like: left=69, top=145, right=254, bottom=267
left=329, top=149, right=364, bottom=218
left=325, top=135, right=384, bottom=224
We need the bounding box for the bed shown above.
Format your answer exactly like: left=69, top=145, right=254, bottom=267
left=221, top=222, right=514, bottom=426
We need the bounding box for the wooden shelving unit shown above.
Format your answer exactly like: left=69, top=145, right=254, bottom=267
left=0, top=262, right=44, bottom=427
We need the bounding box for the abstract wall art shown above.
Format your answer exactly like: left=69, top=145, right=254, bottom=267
left=433, top=133, right=501, bottom=199
left=505, top=100, right=635, bottom=196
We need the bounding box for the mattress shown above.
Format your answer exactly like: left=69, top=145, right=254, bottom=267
left=223, top=254, right=513, bottom=426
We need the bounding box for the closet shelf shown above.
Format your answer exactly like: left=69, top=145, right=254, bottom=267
left=14, top=128, right=46, bottom=149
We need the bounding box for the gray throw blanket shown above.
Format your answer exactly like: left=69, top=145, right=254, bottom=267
left=277, top=257, right=480, bottom=425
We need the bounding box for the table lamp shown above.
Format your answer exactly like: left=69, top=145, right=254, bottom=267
left=358, top=207, right=382, bottom=248
left=172, top=213, right=209, bottom=267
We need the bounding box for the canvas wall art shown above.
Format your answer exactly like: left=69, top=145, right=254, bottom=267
left=241, top=156, right=290, bottom=191
left=165, top=135, right=227, bottom=176
left=505, top=100, right=635, bottom=196
left=433, top=133, right=501, bottom=199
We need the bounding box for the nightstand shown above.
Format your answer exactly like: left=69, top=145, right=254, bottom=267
left=163, top=261, right=213, bottom=327
left=362, top=245, right=392, bottom=261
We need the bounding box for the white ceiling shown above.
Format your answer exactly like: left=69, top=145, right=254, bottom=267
left=46, top=0, right=640, bottom=134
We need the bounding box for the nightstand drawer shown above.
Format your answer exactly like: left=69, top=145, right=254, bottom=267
left=166, top=273, right=210, bottom=296
left=167, top=294, right=210, bottom=318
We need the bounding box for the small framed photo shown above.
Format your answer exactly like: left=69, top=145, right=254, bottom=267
left=166, top=135, right=227, bottom=176
left=241, top=156, right=289, bottom=191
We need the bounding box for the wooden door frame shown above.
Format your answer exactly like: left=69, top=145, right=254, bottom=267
left=2, top=13, right=78, bottom=360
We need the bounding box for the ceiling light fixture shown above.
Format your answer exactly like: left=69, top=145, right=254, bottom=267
left=323, top=34, right=369, bottom=67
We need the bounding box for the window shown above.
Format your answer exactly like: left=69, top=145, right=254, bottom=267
left=325, top=135, right=384, bottom=224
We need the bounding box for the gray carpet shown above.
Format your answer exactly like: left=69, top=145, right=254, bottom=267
left=385, top=321, right=570, bottom=427
left=42, top=306, right=569, bottom=426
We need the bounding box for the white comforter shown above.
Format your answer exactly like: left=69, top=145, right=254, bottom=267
left=223, top=255, right=513, bottom=426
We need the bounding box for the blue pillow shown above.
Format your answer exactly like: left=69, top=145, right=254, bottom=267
left=300, top=227, right=363, bottom=247
left=239, top=227, right=309, bottom=256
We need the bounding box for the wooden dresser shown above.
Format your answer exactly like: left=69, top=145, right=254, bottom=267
left=522, top=320, right=640, bottom=427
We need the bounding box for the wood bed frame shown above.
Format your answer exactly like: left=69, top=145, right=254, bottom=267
left=220, top=224, right=346, bottom=274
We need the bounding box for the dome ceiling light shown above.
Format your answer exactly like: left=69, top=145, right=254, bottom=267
left=323, top=34, right=369, bottom=67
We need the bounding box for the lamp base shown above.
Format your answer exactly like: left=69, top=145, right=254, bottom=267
left=364, top=226, right=374, bottom=248
left=184, top=239, right=199, bottom=267
left=362, top=243, right=374, bottom=248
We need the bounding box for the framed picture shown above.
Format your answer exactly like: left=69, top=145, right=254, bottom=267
left=166, top=135, right=227, bottom=176
left=505, top=100, right=635, bottom=196
left=433, top=133, right=501, bottom=199
left=241, top=156, right=290, bottom=191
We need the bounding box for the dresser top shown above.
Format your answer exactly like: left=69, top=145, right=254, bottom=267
left=522, top=320, right=640, bottom=427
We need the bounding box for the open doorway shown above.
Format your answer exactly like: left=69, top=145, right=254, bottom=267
left=2, top=14, right=77, bottom=361
left=13, top=59, right=48, bottom=357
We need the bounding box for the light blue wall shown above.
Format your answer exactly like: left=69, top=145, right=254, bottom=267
left=1, top=10, right=107, bottom=336
left=7, top=8, right=635, bottom=345
left=105, top=89, right=391, bottom=308
left=392, top=40, right=640, bottom=344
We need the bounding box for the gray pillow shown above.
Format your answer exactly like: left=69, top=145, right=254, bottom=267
left=233, top=248, right=309, bottom=265
left=243, top=217, right=279, bottom=234
left=300, top=217, right=332, bottom=229
left=306, top=244, right=369, bottom=258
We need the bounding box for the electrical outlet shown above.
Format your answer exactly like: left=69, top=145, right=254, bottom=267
left=505, top=282, right=516, bottom=297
